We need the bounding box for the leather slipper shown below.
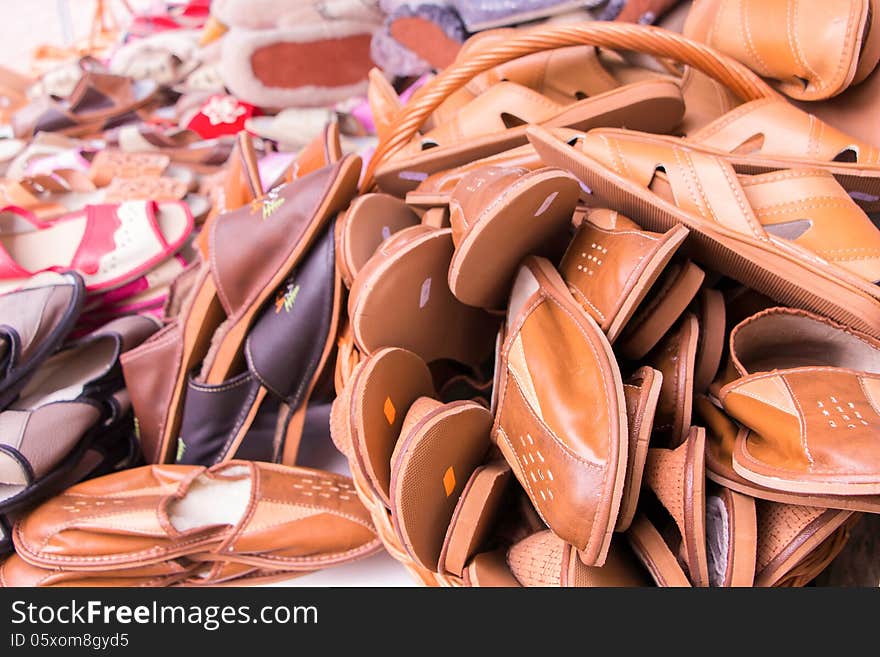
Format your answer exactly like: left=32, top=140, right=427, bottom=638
left=0, top=554, right=196, bottom=588
left=389, top=397, right=493, bottom=571
left=494, top=256, right=628, bottom=567
left=439, top=460, right=512, bottom=577
left=705, top=485, right=757, bottom=587
left=463, top=549, right=522, bottom=587
left=405, top=142, right=551, bottom=209
left=336, top=193, right=420, bottom=288
left=626, top=513, right=692, bottom=587
left=693, top=287, right=726, bottom=394
left=13, top=71, right=159, bottom=139
left=559, top=208, right=689, bottom=344
left=331, top=346, right=435, bottom=507
left=719, top=307, right=880, bottom=496
left=121, top=156, right=360, bottom=465
left=507, top=530, right=651, bottom=587
left=616, top=366, right=663, bottom=532
left=696, top=394, right=880, bottom=513
left=375, top=79, right=685, bottom=196
left=447, top=166, right=579, bottom=309
left=528, top=125, right=880, bottom=339
left=0, top=316, right=158, bottom=513
left=348, top=225, right=499, bottom=367
left=0, top=200, right=193, bottom=294
left=636, top=426, right=710, bottom=587
left=173, top=220, right=341, bottom=467
left=0, top=272, right=84, bottom=410
left=13, top=461, right=379, bottom=573
left=617, top=260, right=705, bottom=361
left=684, top=0, right=880, bottom=100
left=754, top=501, right=856, bottom=587
left=644, top=313, right=699, bottom=448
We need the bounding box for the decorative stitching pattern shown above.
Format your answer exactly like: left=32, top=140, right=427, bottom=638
left=740, top=0, right=773, bottom=77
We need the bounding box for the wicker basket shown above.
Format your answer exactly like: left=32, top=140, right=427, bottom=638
left=339, top=23, right=779, bottom=587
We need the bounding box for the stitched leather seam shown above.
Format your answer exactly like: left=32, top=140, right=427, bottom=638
left=809, top=115, right=822, bottom=158
left=19, top=523, right=221, bottom=562
left=508, top=373, right=606, bottom=471
left=816, top=248, right=880, bottom=257
left=726, top=382, right=796, bottom=411
left=233, top=541, right=378, bottom=565
left=692, top=98, right=774, bottom=141
left=755, top=199, right=855, bottom=215
left=824, top=0, right=863, bottom=95
left=781, top=373, right=813, bottom=466
left=589, top=225, right=661, bottom=241
left=717, top=154, right=763, bottom=238
left=214, top=169, right=336, bottom=317
left=858, top=376, right=880, bottom=417
left=602, top=247, right=654, bottom=320
left=567, top=285, right=606, bottom=322
left=741, top=0, right=773, bottom=76
left=187, top=375, right=252, bottom=393
left=787, top=0, right=823, bottom=90
left=738, top=169, right=828, bottom=185
left=608, top=136, right=634, bottom=181
left=597, top=134, right=625, bottom=177
left=672, top=148, right=711, bottom=222
left=237, top=501, right=373, bottom=533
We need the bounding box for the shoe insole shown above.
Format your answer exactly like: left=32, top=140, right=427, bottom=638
left=169, top=464, right=252, bottom=531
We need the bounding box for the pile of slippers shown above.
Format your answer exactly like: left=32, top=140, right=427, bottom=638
left=1, top=0, right=879, bottom=587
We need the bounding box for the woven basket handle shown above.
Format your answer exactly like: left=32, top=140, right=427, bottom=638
left=362, top=23, right=779, bottom=190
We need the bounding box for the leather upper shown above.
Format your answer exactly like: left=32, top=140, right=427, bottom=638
left=13, top=461, right=378, bottom=571
left=684, top=0, right=880, bottom=100
left=578, top=128, right=880, bottom=284
left=688, top=98, right=880, bottom=164
left=720, top=307, right=880, bottom=488
left=494, top=257, right=626, bottom=564
left=448, top=166, right=530, bottom=247
left=209, top=156, right=359, bottom=317
left=559, top=209, right=688, bottom=339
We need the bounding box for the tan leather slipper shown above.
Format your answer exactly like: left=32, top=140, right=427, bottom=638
left=389, top=398, right=493, bottom=571
left=528, top=126, right=880, bottom=339
left=706, top=485, right=757, bottom=587
left=507, top=530, right=651, bottom=587
left=559, top=208, right=689, bottom=344
left=644, top=313, right=699, bottom=448
left=616, top=366, right=663, bottom=532
left=348, top=226, right=499, bottom=367
left=438, top=460, right=512, bottom=577
left=754, top=501, right=856, bottom=587
left=494, top=256, right=628, bottom=567
left=696, top=394, right=880, bottom=513
left=336, top=193, right=421, bottom=288
left=448, top=166, right=579, bottom=309
left=617, top=261, right=705, bottom=361
left=330, top=346, right=435, bottom=507
left=634, top=426, right=710, bottom=587
left=719, top=307, right=880, bottom=496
